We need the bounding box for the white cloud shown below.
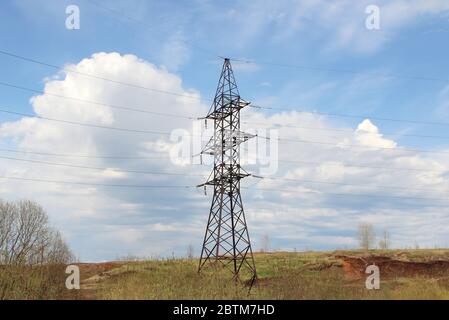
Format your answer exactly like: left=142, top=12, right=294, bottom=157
left=0, top=52, right=208, bottom=260
left=434, top=84, right=449, bottom=118
left=116, top=228, right=144, bottom=244
left=198, top=0, right=449, bottom=53
left=1, top=52, right=449, bottom=260
left=241, top=108, right=449, bottom=250
left=353, top=119, right=397, bottom=148
left=159, top=33, right=191, bottom=71
left=231, top=61, right=260, bottom=72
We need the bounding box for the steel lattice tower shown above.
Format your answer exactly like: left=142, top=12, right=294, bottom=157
left=198, top=58, right=257, bottom=286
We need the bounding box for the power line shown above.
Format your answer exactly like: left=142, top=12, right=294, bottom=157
left=2, top=154, right=438, bottom=193
left=0, top=155, right=205, bottom=178
left=257, top=135, right=449, bottom=155
left=0, top=147, right=202, bottom=165
left=252, top=175, right=443, bottom=193
left=5, top=78, right=440, bottom=138
left=3, top=106, right=449, bottom=156
left=1, top=49, right=448, bottom=128
left=2, top=144, right=444, bottom=175
left=89, top=1, right=449, bottom=86
left=86, top=0, right=222, bottom=59
left=3, top=103, right=449, bottom=159
left=0, top=145, right=443, bottom=175
left=0, top=50, right=213, bottom=104
left=2, top=78, right=448, bottom=140
left=249, top=105, right=449, bottom=128
left=3, top=105, right=449, bottom=157
left=0, top=147, right=166, bottom=160
left=0, top=107, right=214, bottom=141
left=243, top=186, right=449, bottom=203
left=1, top=173, right=447, bottom=205
left=0, top=108, right=171, bottom=135
left=243, top=121, right=449, bottom=140
left=231, top=58, right=449, bottom=84
left=0, top=175, right=192, bottom=189
left=275, top=158, right=445, bottom=174
left=0, top=81, right=198, bottom=120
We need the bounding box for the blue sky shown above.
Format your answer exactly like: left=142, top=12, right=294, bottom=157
left=2, top=0, right=449, bottom=146
left=1, top=0, right=449, bottom=261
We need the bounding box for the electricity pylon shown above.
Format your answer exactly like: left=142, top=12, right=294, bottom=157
left=198, top=58, right=257, bottom=286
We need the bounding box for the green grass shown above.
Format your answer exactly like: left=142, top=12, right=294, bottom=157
left=92, top=251, right=449, bottom=300
left=3, top=250, right=449, bottom=299
left=0, top=265, right=68, bottom=300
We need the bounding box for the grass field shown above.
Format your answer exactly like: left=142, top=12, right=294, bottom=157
left=62, top=250, right=449, bottom=300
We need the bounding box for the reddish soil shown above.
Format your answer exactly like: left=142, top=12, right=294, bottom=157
left=74, top=262, right=124, bottom=280
left=336, top=255, right=449, bottom=278
left=62, top=262, right=124, bottom=299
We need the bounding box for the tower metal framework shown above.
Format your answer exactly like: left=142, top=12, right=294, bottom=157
left=198, top=58, right=257, bottom=285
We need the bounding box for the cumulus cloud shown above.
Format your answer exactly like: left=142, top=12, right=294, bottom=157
left=159, top=33, right=191, bottom=71
left=241, top=108, right=449, bottom=250
left=353, top=119, right=397, bottom=148
left=196, top=0, right=449, bottom=53
left=0, top=52, right=209, bottom=260
left=1, top=52, right=449, bottom=260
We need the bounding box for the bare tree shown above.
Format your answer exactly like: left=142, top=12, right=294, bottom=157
left=0, top=201, right=15, bottom=264
left=261, top=235, right=270, bottom=253
left=12, top=201, right=50, bottom=265
left=0, top=199, right=74, bottom=299
left=0, top=199, right=73, bottom=266
left=186, top=244, right=194, bottom=259
left=378, top=230, right=390, bottom=250
left=45, top=230, right=73, bottom=264
left=358, top=222, right=375, bottom=251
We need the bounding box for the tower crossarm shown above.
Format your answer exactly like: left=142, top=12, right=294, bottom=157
left=205, top=98, right=250, bottom=120
left=197, top=169, right=250, bottom=188
left=200, top=130, right=256, bottom=156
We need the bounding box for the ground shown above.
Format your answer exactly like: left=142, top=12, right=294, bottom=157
left=65, top=250, right=449, bottom=300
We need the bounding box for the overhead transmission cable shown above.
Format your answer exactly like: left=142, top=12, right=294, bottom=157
left=0, top=155, right=205, bottom=178
left=0, top=146, right=444, bottom=175
left=1, top=50, right=448, bottom=128
left=3, top=80, right=449, bottom=139
left=0, top=147, right=167, bottom=160
left=256, top=134, right=449, bottom=155
left=2, top=79, right=449, bottom=140
left=0, top=50, right=213, bottom=104
left=3, top=107, right=449, bottom=157
left=248, top=105, right=449, bottom=127
left=0, top=108, right=172, bottom=135
left=251, top=174, right=444, bottom=193
left=274, top=158, right=445, bottom=174
left=0, top=155, right=440, bottom=193
left=86, top=0, right=222, bottom=59
left=0, top=81, right=197, bottom=120
left=243, top=120, right=449, bottom=140
left=230, top=58, right=449, bottom=83
left=241, top=186, right=449, bottom=204
left=1, top=174, right=448, bottom=205
left=0, top=175, right=193, bottom=189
